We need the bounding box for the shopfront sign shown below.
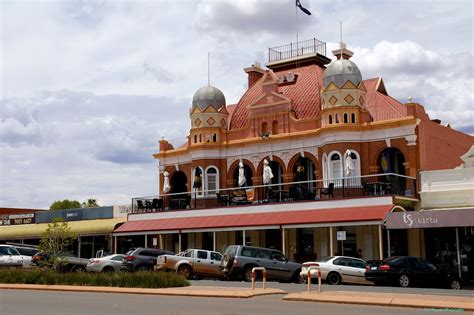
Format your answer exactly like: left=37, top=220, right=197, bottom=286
left=385, top=209, right=474, bottom=229
left=0, top=213, right=35, bottom=226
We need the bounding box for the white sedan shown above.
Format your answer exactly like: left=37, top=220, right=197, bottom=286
left=86, top=254, right=125, bottom=272
left=0, top=245, right=23, bottom=268
left=299, top=256, right=372, bottom=285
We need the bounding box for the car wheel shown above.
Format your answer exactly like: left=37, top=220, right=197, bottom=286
left=299, top=275, right=307, bottom=284
left=222, top=254, right=234, bottom=268
left=398, top=274, right=410, bottom=287
left=449, top=279, right=461, bottom=290
left=243, top=267, right=254, bottom=282
left=373, top=281, right=385, bottom=286
left=291, top=269, right=301, bottom=283
left=177, top=265, right=192, bottom=280
left=102, top=266, right=114, bottom=273
left=326, top=272, right=341, bottom=285
left=137, top=266, right=149, bottom=272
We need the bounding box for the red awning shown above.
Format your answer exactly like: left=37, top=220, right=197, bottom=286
left=114, top=205, right=393, bottom=234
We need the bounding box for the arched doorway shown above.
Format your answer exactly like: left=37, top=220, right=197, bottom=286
left=269, top=160, right=284, bottom=188
left=232, top=164, right=253, bottom=187
left=170, top=171, right=188, bottom=194
left=378, top=148, right=406, bottom=195
left=292, top=156, right=316, bottom=199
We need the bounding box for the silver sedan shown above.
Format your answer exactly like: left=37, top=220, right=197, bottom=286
left=86, top=254, right=125, bottom=272
left=300, top=256, right=373, bottom=285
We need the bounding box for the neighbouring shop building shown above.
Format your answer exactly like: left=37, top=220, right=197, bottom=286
left=386, top=145, right=474, bottom=282
left=114, top=37, right=474, bottom=264
left=0, top=206, right=128, bottom=258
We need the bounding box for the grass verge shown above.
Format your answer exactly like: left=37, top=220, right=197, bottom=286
left=0, top=268, right=189, bottom=288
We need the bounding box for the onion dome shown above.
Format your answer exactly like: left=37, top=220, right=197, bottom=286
left=192, top=85, right=226, bottom=111
left=322, top=43, right=362, bottom=88
left=323, top=59, right=362, bottom=87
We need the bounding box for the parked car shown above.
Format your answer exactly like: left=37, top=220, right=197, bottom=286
left=0, top=245, right=23, bottom=268
left=156, top=249, right=223, bottom=279
left=32, top=252, right=90, bottom=272
left=299, top=256, right=372, bottom=285
left=86, top=254, right=125, bottom=273
left=219, top=245, right=301, bottom=282
left=7, top=244, right=39, bottom=268
left=121, top=247, right=174, bottom=272
left=365, top=256, right=462, bottom=289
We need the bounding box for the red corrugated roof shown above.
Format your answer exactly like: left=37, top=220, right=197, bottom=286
left=364, top=77, right=407, bottom=121
left=229, top=65, right=325, bottom=130
left=115, top=205, right=392, bottom=233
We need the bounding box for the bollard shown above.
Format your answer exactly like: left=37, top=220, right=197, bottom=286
left=306, top=265, right=321, bottom=293
left=250, top=267, right=266, bottom=290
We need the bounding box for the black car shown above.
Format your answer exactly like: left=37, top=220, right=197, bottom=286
left=365, top=256, right=462, bottom=289
left=121, top=247, right=174, bottom=272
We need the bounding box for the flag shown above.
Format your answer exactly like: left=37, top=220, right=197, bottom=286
left=296, top=0, right=311, bottom=15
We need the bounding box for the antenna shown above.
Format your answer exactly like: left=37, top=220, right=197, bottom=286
left=340, top=21, right=343, bottom=60
left=207, top=52, right=210, bottom=86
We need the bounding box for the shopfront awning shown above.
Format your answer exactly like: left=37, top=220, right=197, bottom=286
left=114, top=205, right=393, bottom=235
left=0, top=218, right=126, bottom=239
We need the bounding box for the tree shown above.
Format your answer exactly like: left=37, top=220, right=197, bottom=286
left=38, top=217, right=77, bottom=270
left=49, top=199, right=81, bottom=210
left=82, top=198, right=99, bottom=208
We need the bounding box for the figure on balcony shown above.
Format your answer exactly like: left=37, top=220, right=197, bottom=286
left=162, top=171, right=170, bottom=193
left=344, top=149, right=355, bottom=177
left=238, top=162, right=246, bottom=187
left=263, top=159, right=274, bottom=185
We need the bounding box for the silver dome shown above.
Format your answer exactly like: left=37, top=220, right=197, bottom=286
left=323, top=59, right=362, bottom=88
left=192, top=86, right=226, bottom=111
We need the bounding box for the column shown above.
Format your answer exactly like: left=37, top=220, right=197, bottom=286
left=144, top=234, right=147, bottom=248
left=456, top=228, right=462, bottom=278
left=378, top=225, right=383, bottom=260
left=387, top=229, right=391, bottom=257
left=213, top=231, right=216, bottom=251
left=281, top=228, right=286, bottom=256
left=329, top=227, right=334, bottom=256
left=242, top=230, right=246, bottom=245
left=178, top=232, right=182, bottom=253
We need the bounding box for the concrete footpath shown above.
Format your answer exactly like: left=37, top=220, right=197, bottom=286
left=1, top=284, right=472, bottom=311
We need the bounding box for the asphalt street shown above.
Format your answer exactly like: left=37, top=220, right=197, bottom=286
left=0, top=289, right=465, bottom=315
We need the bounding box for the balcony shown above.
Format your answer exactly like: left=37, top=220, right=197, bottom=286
left=268, top=38, right=327, bottom=63
left=131, top=173, right=417, bottom=214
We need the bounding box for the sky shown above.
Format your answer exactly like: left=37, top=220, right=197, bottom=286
left=1, top=0, right=473, bottom=209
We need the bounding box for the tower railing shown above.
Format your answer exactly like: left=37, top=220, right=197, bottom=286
left=268, top=38, right=326, bottom=63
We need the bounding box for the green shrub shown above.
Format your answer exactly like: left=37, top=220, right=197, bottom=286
left=0, top=268, right=189, bottom=288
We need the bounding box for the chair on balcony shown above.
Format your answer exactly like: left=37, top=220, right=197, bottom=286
left=216, top=192, right=229, bottom=206
left=319, top=183, right=334, bottom=199
left=230, top=189, right=248, bottom=205
left=151, top=198, right=163, bottom=211
left=136, top=200, right=146, bottom=212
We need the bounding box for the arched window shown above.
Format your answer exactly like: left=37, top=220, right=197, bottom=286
left=205, top=166, right=219, bottom=197
left=329, top=115, right=333, bottom=124
left=199, top=134, right=202, bottom=142
left=351, top=113, right=356, bottom=123
left=194, top=135, right=197, bottom=143
left=261, top=122, right=268, bottom=133
left=272, top=120, right=278, bottom=135
left=344, top=113, right=348, bottom=123
left=329, top=152, right=343, bottom=186
left=213, top=133, right=217, bottom=142
left=335, top=114, right=340, bottom=123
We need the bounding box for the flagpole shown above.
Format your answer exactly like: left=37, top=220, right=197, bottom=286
left=295, top=0, right=298, bottom=58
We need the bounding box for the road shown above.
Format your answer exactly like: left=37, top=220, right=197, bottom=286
left=190, top=279, right=474, bottom=297
left=0, top=289, right=462, bottom=315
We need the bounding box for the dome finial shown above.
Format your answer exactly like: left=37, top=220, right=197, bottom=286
left=339, top=21, right=343, bottom=60
left=208, top=52, right=210, bottom=87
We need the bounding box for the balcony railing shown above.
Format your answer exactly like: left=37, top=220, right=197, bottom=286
left=268, top=38, right=326, bottom=63
left=130, top=173, right=417, bottom=214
